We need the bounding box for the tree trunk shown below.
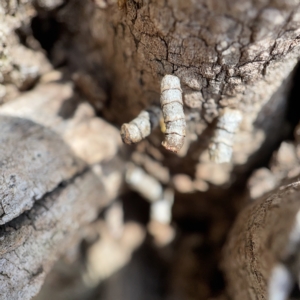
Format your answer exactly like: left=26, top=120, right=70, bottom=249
left=1, top=0, right=300, bottom=299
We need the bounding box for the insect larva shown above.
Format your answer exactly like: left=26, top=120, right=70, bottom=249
left=160, top=75, right=186, bottom=153
left=126, top=163, right=163, bottom=202
left=209, top=108, right=242, bottom=163
left=120, top=106, right=161, bottom=144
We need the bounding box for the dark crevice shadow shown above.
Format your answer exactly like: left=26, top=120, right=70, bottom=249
left=58, top=94, right=84, bottom=119
left=285, top=63, right=300, bottom=140
left=31, top=14, right=61, bottom=59
left=30, top=1, right=68, bottom=59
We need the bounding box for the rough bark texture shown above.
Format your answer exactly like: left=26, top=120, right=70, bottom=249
left=0, top=116, right=85, bottom=224
left=1, top=0, right=300, bottom=299
left=0, top=81, right=122, bottom=224
left=45, top=0, right=300, bottom=187
left=0, top=168, right=124, bottom=300
left=90, top=0, right=300, bottom=122
left=219, top=122, right=300, bottom=300
left=0, top=80, right=124, bottom=299
left=222, top=180, right=300, bottom=300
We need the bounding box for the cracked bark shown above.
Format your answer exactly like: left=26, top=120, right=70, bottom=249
left=0, top=81, right=122, bottom=224
left=221, top=123, right=300, bottom=300
left=0, top=170, right=113, bottom=300
left=0, top=80, right=124, bottom=299
left=50, top=0, right=300, bottom=182
left=2, top=0, right=300, bottom=299
left=222, top=180, right=300, bottom=300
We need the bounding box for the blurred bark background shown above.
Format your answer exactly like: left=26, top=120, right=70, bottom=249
left=1, top=0, right=300, bottom=299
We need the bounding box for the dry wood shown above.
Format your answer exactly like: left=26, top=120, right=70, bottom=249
left=222, top=181, right=300, bottom=300
left=2, top=1, right=300, bottom=299
left=67, top=0, right=300, bottom=168
left=0, top=80, right=124, bottom=299
left=209, top=108, right=242, bottom=163
left=0, top=115, right=85, bottom=225
left=34, top=0, right=300, bottom=185
left=0, top=170, right=116, bottom=300
left=0, top=81, right=121, bottom=224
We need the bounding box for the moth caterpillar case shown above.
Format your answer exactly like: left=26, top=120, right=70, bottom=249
left=160, top=75, right=186, bottom=153
left=120, top=106, right=161, bottom=144
left=209, top=107, right=242, bottom=163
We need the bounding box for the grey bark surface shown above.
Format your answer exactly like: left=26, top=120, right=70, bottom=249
left=0, top=3, right=125, bottom=298
left=49, top=0, right=300, bottom=186
left=0, top=170, right=111, bottom=300
left=222, top=180, right=300, bottom=300
left=0, top=116, right=85, bottom=225
left=1, top=0, right=300, bottom=299
left=0, top=81, right=122, bottom=224
left=0, top=80, right=124, bottom=299
left=82, top=0, right=300, bottom=165
left=221, top=127, right=300, bottom=300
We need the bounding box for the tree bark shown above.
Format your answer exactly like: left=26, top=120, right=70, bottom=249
left=222, top=179, right=300, bottom=300
left=0, top=170, right=109, bottom=300
left=0, top=80, right=124, bottom=299
left=49, top=0, right=300, bottom=185
left=1, top=0, right=300, bottom=299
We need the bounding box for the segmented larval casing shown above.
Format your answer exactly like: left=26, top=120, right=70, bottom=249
left=160, top=75, right=186, bottom=153
left=120, top=106, right=161, bottom=144
left=209, top=108, right=242, bottom=163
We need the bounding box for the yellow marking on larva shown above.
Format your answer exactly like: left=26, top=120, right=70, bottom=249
left=160, top=117, right=166, bottom=133
left=160, top=75, right=186, bottom=153
left=117, top=0, right=126, bottom=9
